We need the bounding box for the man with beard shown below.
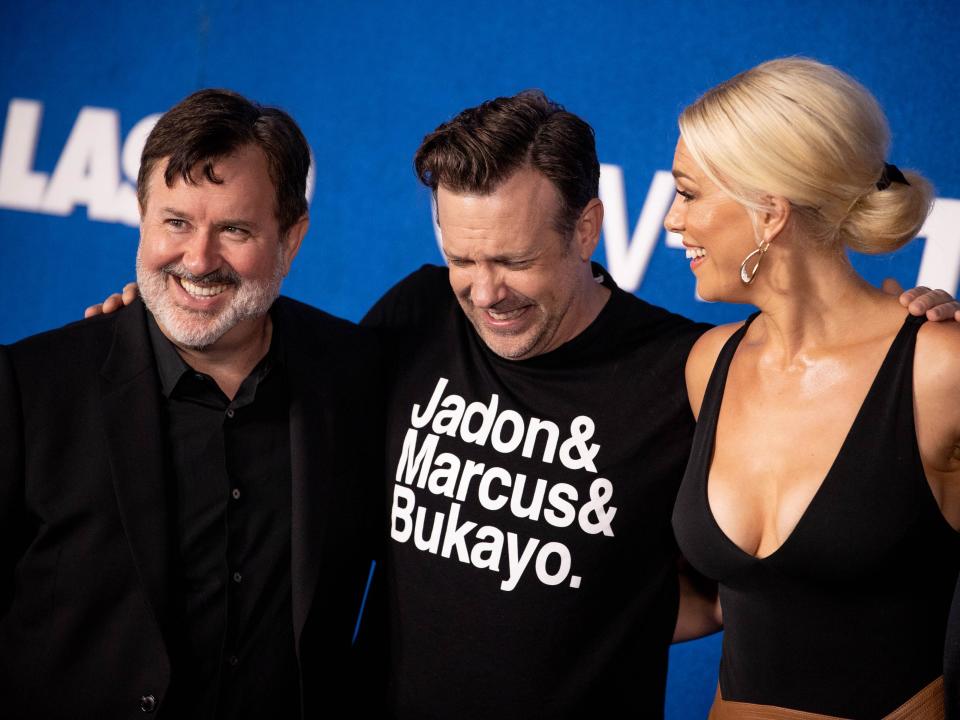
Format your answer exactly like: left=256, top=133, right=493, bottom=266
left=0, top=89, right=382, bottom=719
left=361, top=90, right=704, bottom=718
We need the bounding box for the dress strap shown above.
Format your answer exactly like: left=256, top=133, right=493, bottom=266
left=694, top=311, right=760, bottom=430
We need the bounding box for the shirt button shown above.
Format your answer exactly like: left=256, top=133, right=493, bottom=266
left=225, top=408, right=235, bottom=418
left=233, top=571, right=242, bottom=584
left=231, top=488, right=241, bottom=500
left=140, top=694, right=157, bottom=713
left=227, top=655, right=239, bottom=667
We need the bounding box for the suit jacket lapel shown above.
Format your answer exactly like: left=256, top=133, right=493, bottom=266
left=99, top=301, right=174, bottom=639
left=276, top=302, right=339, bottom=655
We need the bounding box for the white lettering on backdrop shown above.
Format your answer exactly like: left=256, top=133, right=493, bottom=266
left=0, top=97, right=314, bottom=227
left=0, top=98, right=956, bottom=293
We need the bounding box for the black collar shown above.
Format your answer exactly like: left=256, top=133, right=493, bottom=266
left=145, top=308, right=284, bottom=402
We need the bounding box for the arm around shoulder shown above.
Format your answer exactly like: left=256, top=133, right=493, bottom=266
left=673, top=557, right=722, bottom=643
left=360, top=264, right=449, bottom=332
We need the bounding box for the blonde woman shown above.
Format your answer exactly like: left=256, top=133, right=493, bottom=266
left=669, top=58, right=960, bottom=718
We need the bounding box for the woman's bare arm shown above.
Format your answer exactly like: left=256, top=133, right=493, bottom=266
left=674, top=558, right=722, bottom=643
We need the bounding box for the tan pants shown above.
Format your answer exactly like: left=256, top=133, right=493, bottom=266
left=708, top=676, right=944, bottom=720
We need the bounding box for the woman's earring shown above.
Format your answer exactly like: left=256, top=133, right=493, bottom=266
left=739, top=241, right=770, bottom=285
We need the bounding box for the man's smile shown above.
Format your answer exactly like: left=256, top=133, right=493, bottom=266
left=176, top=276, right=232, bottom=298
left=486, top=306, right=531, bottom=322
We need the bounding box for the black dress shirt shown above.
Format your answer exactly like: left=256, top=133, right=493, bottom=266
left=147, top=313, right=299, bottom=720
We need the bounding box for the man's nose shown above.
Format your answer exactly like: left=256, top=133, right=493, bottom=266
left=470, top=266, right=508, bottom=308
left=182, top=228, right=220, bottom=276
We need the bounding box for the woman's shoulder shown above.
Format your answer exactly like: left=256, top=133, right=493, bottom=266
left=912, top=315, right=960, bottom=527
left=916, top=313, right=960, bottom=346
left=684, top=321, right=746, bottom=418
left=914, top=319, right=960, bottom=397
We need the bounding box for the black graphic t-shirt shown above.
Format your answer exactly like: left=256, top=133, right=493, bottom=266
left=363, top=264, right=708, bottom=719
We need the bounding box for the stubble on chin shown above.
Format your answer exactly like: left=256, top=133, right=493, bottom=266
left=135, top=246, right=285, bottom=351
left=462, top=304, right=545, bottom=360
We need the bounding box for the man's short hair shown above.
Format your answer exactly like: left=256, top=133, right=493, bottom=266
left=414, top=90, right=600, bottom=237
left=137, top=88, right=310, bottom=235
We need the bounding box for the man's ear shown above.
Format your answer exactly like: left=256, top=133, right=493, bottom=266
left=575, top=198, right=604, bottom=262
left=281, top=215, right=309, bottom=275
left=759, top=195, right=790, bottom=245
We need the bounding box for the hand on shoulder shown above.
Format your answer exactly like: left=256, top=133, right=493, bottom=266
left=893, top=281, right=960, bottom=323
left=684, top=321, right=745, bottom=419
left=83, top=282, right=139, bottom=318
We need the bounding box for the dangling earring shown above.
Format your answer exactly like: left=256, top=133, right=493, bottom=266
left=739, top=241, right=770, bottom=285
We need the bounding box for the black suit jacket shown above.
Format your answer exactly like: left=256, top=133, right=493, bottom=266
left=0, top=298, right=385, bottom=719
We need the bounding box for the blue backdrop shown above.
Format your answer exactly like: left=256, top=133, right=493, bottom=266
left=3, top=1, right=959, bottom=716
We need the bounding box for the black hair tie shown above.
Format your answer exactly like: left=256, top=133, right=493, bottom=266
left=876, top=162, right=910, bottom=191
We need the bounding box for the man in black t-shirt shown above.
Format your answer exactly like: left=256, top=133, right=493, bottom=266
left=363, top=90, right=710, bottom=719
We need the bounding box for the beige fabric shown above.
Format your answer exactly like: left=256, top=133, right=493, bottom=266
left=708, top=676, right=944, bottom=720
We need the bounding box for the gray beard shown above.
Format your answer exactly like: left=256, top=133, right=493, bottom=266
left=136, top=245, right=285, bottom=350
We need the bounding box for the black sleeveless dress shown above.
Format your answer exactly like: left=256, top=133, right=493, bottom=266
left=672, top=313, right=960, bottom=718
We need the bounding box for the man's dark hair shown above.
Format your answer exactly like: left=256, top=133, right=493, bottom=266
left=414, top=89, right=600, bottom=237
left=137, top=88, right=310, bottom=235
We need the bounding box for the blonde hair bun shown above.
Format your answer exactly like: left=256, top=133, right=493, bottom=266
left=679, top=57, right=934, bottom=254
left=842, top=169, right=933, bottom=254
